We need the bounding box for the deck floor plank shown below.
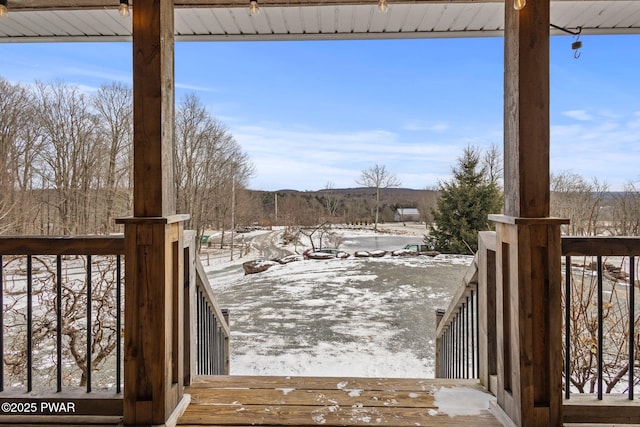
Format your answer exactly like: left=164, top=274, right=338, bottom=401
left=179, top=376, right=503, bottom=427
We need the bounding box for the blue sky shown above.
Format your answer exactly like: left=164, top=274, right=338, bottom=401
left=1, top=34, right=639, bottom=191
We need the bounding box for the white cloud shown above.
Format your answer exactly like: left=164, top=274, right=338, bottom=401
left=231, top=122, right=475, bottom=191
left=550, top=112, right=640, bottom=190
left=562, top=110, right=594, bottom=121
left=402, top=121, right=451, bottom=132
left=176, top=82, right=219, bottom=92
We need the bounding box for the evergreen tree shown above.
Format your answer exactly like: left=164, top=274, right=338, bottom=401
left=425, top=146, right=503, bottom=254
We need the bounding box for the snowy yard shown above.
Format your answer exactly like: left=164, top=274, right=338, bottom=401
left=204, top=227, right=473, bottom=378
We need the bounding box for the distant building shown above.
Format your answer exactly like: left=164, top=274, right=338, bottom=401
left=394, top=208, right=420, bottom=222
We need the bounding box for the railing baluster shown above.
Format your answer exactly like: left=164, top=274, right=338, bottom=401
left=629, top=256, right=635, bottom=401
left=219, top=327, right=224, bottom=374
left=565, top=255, right=571, bottom=400
left=446, top=326, right=450, bottom=378
left=597, top=256, right=603, bottom=400
left=27, top=255, right=33, bottom=392
left=116, top=254, right=122, bottom=394
left=471, top=290, right=476, bottom=378
left=213, top=316, right=219, bottom=374
left=449, top=325, right=452, bottom=378
left=456, top=313, right=461, bottom=378
left=453, top=315, right=457, bottom=378
left=447, top=327, right=451, bottom=377
left=56, top=255, right=63, bottom=392
left=209, top=310, right=214, bottom=374
left=198, top=290, right=204, bottom=374
left=463, top=300, right=468, bottom=378
left=87, top=255, right=92, bottom=393
left=474, top=289, right=479, bottom=378
left=196, top=290, right=201, bottom=374
left=465, top=296, right=470, bottom=378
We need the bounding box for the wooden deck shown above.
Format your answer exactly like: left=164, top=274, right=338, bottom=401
left=179, top=376, right=504, bottom=426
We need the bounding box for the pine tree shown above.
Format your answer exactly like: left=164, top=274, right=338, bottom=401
left=425, top=146, right=503, bottom=254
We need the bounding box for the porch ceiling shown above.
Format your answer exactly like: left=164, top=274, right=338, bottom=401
left=1, top=0, right=640, bottom=42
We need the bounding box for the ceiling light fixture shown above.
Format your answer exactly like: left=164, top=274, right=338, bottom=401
left=119, top=0, right=130, bottom=17
left=377, top=0, right=389, bottom=13
left=0, top=0, right=8, bottom=18
left=249, top=0, right=259, bottom=16
left=513, top=0, right=526, bottom=11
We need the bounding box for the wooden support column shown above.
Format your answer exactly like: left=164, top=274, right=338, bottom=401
left=494, top=0, right=568, bottom=425
left=118, top=216, right=189, bottom=426
left=490, top=215, right=567, bottom=426
left=117, top=0, right=190, bottom=425
left=504, top=0, right=549, bottom=219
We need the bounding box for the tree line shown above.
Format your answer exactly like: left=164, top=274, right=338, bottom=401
left=426, top=144, right=640, bottom=254
left=0, top=77, right=253, bottom=238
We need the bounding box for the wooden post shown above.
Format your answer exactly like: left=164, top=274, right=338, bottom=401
left=494, top=0, right=569, bottom=425
left=490, top=215, right=567, bottom=426
left=116, top=0, right=190, bottom=425
left=477, top=231, right=497, bottom=393
left=504, top=0, right=550, bottom=220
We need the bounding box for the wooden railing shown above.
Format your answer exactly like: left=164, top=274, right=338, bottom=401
left=562, top=237, right=639, bottom=401
left=0, top=236, right=125, bottom=423
left=183, top=231, right=230, bottom=379
left=435, top=231, right=495, bottom=387
left=0, top=232, right=229, bottom=423
left=435, top=231, right=640, bottom=424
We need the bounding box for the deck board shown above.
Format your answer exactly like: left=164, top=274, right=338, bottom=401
left=179, top=376, right=503, bottom=426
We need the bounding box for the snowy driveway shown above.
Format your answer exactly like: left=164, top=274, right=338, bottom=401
left=206, top=231, right=473, bottom=378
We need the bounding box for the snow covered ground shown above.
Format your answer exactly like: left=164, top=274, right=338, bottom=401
left=204, top=225, right=473, bottom=378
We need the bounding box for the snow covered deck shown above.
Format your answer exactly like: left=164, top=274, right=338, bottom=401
left=179, top=376, right=502, bottom=426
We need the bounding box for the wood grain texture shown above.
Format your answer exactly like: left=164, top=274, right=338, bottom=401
left=180, top=376, right=501, bottom=426
left=494, top=219, right=564, bottom=427
left=0, top=236, right=124, bottom=255
left=562, top=236, right=640, bottom=256
left=132, top=0, right=176, bottom=217
left=477, top=231, right=497, bottom=390
left=563, top=395, right=640, bottom=424
left=122, top=221, right=184, bottom=425
left=503, top=0, right=551, bottom=218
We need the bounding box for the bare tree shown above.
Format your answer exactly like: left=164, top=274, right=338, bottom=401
left=482, top=143, right=503, bottom=188
left=611, top=181, right=640, bottom=236
left=175, top=93, right=254, bottom=247
left=417, top=189, right=439, bottom=227
left=299, top=222, right=343, bottom=251
left=35, top=81, right=101, bottom=235
left=321, top=181, right=340, bottom=218
left=551, top=171, right=608, bottom=236
left=0, top=78, right=42, bottom=234
left=93, top=82, right=133, bottom=233
left=356, top=164, right=401, bottom=231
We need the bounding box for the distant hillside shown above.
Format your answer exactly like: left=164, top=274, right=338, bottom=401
left=246, top=187, right=440, bottom=226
